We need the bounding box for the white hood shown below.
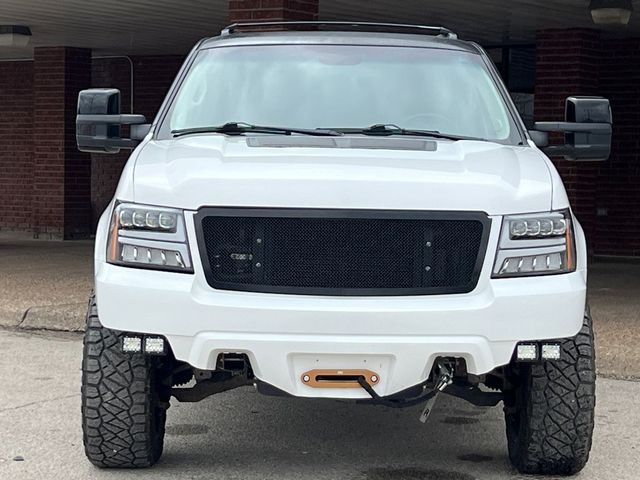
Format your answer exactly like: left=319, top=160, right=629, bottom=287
left=131, top=135, right=553, bottom=215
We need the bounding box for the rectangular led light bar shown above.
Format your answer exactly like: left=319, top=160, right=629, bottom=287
left=120, top=244, right=187, bottom=269
left=516, top=342, right=562, bottom=362
left=122, top=335, right=166, bottom=355
left=541, top=344, right=561, bottom=360
left=122, top=336, right=142, bottom=353
left=497, top=252, right=565, bottom=276
left=144, top=337, right=166, bottom=355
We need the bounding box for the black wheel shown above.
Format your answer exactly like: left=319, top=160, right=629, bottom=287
left=504, top=307, right=596, bottom=475
left=81, top=294, right=170, bottom=468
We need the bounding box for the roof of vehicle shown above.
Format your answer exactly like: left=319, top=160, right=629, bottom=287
left=200, top=29, right=481, bottom=55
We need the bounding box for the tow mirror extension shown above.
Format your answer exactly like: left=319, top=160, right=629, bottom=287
left=76, top=88, right=151, bottom=154
left=529, top=96, right=612, bottom=161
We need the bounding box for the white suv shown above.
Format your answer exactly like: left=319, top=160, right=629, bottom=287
left=77, top=22, right=612, bottom=475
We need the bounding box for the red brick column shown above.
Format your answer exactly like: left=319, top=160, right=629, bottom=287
left=32, top=47, right=92, bottom=239
left=534, top=29, right=602, bottom=252
left=0, top=61, right=34, bottom=232
left=229, top=0, right=319, bottom=23
left=596, top=38, right=640, bottom=256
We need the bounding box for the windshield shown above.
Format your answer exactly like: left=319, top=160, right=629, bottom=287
left=161, top=44, right=521, bottom=144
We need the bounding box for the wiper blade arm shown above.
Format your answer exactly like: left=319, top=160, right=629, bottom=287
left=329, top=124, right=485, bottom=142
left=172, top=122, right=342, bottom=138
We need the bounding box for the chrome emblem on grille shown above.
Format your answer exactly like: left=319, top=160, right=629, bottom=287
left=230, top=253, right=253, bottom=261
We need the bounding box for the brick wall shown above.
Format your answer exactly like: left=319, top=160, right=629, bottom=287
left=62, top=49, right=93, bottom=238
left=32, top=47, right=92, bottom=239
left=0, top=61, right=33, bottom=231
left=229, top=0, right=318, bottom=22
left=596, top=38, right=640, bottom=256
left=130, top=56, right=185, bottom=120
left=32, top=48, right=66, bottom=237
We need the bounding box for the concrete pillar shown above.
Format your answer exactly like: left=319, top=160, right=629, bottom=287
left=534, top=29, right=602, bottom=252
left=32, top=47, right=92, bottom=239
left=229, top=0, right=319, bottom=23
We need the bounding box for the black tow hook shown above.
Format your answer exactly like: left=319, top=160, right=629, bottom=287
left=356, top=361, right=504, bottom=417
left=356, top=360, right=453, bottom=412
left=356, top=375, right=440, bottom=408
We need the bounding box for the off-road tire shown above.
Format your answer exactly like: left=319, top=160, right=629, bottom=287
left=505, top=307, right=596, bottom=475
left=81, top=294, right=170, bottom=468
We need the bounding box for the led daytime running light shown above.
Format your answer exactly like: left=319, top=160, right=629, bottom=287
left=119, top=207, right=178, bottom=232
left=509, top=218, right=566, bottom=239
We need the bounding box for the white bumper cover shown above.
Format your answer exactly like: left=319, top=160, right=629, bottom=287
left=95, top=244, right=586, bottom=398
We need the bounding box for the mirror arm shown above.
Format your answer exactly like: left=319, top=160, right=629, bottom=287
left=540, top=144, right=609, bottom=160
left=540, top=145, right=575, bottom=156
left=532, top=97, right=612, bottom=162
left=76, top=114, right=147, bottom=125
left=533, top=122, right=612, bottom=134
left=76, top=136, right=140, bottom=150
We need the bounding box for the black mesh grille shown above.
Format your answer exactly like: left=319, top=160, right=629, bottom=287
left=197, top=209, right=488, bottom=296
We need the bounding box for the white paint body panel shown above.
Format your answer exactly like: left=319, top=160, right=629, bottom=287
left=95, top=136, right=587, bottom=399
left=131, top=136, right=553, bottom=214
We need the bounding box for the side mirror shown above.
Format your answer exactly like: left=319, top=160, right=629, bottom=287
left=529, top=96, right=612, bottom=161
left=76, top=89, right=151, bottom=154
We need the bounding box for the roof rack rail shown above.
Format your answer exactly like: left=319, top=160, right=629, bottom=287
left=220, top=21, right=457, bottom=39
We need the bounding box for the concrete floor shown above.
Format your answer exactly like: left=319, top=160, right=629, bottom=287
left=0, top=238, right=638, bottom=378
left=0, top=238, right=93, bottom=331
left=587, top=261, right=640, bottom=380
left=0, top=328, right=639, bottom=480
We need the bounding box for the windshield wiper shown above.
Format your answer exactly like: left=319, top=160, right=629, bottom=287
left=172, top=122, right=342, bottom=138
left=327, top=124, right=486, bottom=142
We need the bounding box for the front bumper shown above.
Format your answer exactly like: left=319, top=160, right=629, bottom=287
left=95, top=258, right=586, bottom=399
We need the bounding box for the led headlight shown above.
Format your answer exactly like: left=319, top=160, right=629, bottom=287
left=107, top=203, right=193, bottom=273
left=509, top=217, right=566, bottom=238
left=492, top=209, right=575, bottom=278
left=119, top=207, right=178, bottom=232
